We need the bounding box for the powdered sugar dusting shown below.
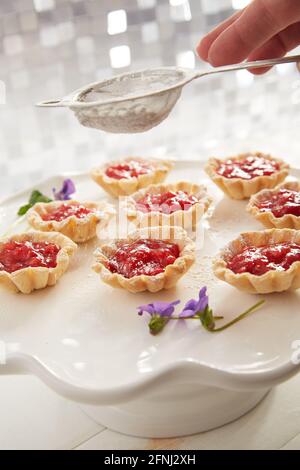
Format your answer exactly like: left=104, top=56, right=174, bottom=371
left=72, top=68, right=194, bottom=133
left=182, top=254, right=216, bottom=293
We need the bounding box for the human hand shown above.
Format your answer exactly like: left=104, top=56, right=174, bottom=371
left=197, top=0, right=300, bottom=74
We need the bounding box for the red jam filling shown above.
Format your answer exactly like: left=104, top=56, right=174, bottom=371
left=227, top=242, right=300, bottom=276
left=136, top=191, right=198, bottom=214
left=217, top=155, right=280, bottom=180
left=257, top=188, right=300, bottom=218
left=42, top=204, right=93, bottom=222
left=0, top=240, right=60, bottom=273
left=107, top=239, right=180, bottom=278
left=105, top=160, right=152, bottom=180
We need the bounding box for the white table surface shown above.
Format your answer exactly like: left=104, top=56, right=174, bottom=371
left=0, top=373, right=299, bottom=450
left=1, top=0, right=300, bottom=450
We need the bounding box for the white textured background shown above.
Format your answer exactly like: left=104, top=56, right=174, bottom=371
left=1, top=0, right=300, bottom=450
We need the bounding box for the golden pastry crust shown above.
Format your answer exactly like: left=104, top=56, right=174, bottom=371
left=93, top=226, right=195, bottom=293
left=122, top=181, right=212, bottom=230
left=27, top=200, right=114, bottom=243
left=213, top=229, right=300, bottom=294
left=205, top=152, right=289, bottom=200
left=0, top=231, right=77, bottom=294
left=247, top=181, right=300, bottom=229
left=90, top=157, right=173, bottom=197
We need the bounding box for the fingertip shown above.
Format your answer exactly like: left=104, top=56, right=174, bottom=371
left=207, top=28, right=247, bottom=66
left=206, top=40, right=223, bottom=66
left=207, top=44, right=243, bottom=67
left=246, top=36, right=287, bottom=75
left=196, top=37, right=210, bottom=61
left=207, top=48, right=226, bottom=67
left=195, top=9, right=244, bottom=63
left=248, top=66, right=272, bottom=75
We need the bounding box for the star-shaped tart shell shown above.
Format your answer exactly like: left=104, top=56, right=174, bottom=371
left=27, top=200, right=114, bottom=243
left=205, top=152, right=289, bottom=200
left=93, top=226, right=195, bottom=293
left=90, top=157, right=173, bottom=197
left=0, top=231, right=77, bottom=294
left=247, top=181, right=300, bottom=229
left=213, top=229, right=300, bottom=294
left=122, top=181, right=212, bottom=230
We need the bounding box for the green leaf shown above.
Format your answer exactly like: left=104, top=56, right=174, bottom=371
left=198, top=306, right=215, bottom=331
left=17, top=190, right=52, bottom=216
left=29, top=190, right=52, bottom=205
left=17, top=203, right=32, bottom=216
left=148, top=315, right=169, bottom=335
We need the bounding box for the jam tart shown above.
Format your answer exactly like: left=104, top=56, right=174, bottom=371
left=27, top=199, right=114, bottom=243
left=0, top=231, right=77, bottom=294
left=247, top=181, right=300, bottom=229
left=90, top=157, right=172, bottom=197
left=93, top=226, right=195, bottom=293
left=123, top=181, right=212, bottom=230
left=213, top=229, right=300, bottom=294
left=205, top=152, right=289, bottom=200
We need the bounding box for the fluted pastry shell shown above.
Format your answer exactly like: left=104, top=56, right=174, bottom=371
left=90, top=157, right=173, bottom=197
left=205, top=152, right=289, bottom=200
left=122, top=181, right=212, bottom=230
left=93, top=226, right=195, bottom=293
left=213, top=229, right=300, bottom=294
left=247, top=181, right=300, bottom=229
left=27, top=200, right=114, bottom=243
left=0, top=231, right=77, bottom=294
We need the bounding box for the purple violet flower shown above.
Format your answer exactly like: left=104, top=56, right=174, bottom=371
left=137, top=300, right=180, bottom=317
left=137, top=286, right=265, bottom=335
left=137, top=300, right=180, bottom=335
left=53, top=178, right=76, bottom=201
left=180, top=286, right=208, bottom=318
